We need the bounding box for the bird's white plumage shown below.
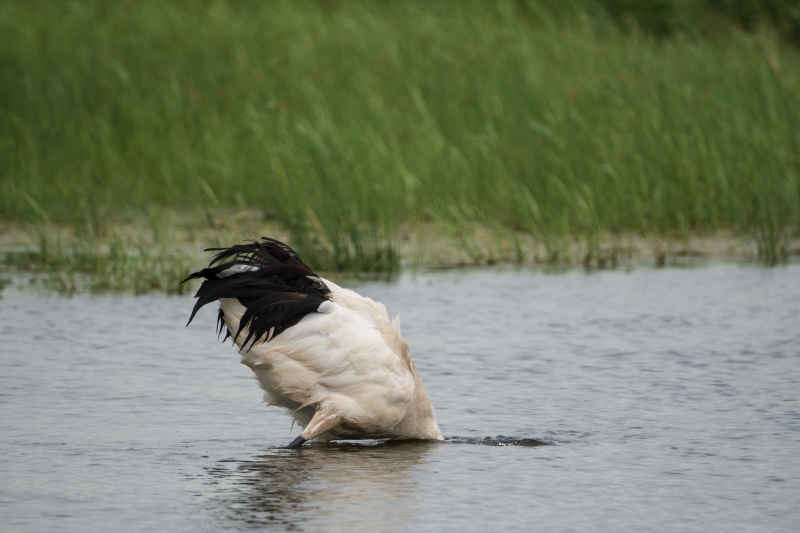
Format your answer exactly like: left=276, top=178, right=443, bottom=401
left=220, top=277, right=443, bottom=442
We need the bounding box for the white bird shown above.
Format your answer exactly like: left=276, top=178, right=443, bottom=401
left=184, top=237, right=443, bottom=447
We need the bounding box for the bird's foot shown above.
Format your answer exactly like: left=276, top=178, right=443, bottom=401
left=286, top=435, right=307, bottom=449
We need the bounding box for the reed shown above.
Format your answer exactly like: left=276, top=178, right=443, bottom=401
left=1, top=0, right=798, bottom=288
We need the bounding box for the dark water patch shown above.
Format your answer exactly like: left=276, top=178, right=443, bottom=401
left=444, top=435, right=552, bottom=447
left=281, top=436, right=553, bottom=448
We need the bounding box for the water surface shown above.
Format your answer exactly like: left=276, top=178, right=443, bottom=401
left=1, top=265, right=799, bottom=531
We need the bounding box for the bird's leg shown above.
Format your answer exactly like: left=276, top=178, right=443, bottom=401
left=302, top=403, right=342, bottom=441
left=286, top=435, right=307, bottom=449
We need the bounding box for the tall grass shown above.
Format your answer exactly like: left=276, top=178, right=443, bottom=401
left=1, top=0, right=798, bottom=276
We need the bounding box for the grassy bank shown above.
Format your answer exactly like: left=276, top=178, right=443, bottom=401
left=1, top=1, right=799, bottom=291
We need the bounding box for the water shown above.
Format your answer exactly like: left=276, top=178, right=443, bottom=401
left=1, top=264, right=799, bottom=532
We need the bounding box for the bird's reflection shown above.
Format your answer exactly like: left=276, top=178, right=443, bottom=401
left=203, top=440, right=436, bottom=529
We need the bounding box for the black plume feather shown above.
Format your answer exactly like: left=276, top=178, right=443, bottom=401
left=184, top=238, right=330, bottom=349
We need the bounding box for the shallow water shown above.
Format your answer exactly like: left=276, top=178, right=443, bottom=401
left=1, top=264, right=799, bottom=532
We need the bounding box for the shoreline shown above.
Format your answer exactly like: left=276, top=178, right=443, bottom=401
left=1, top=215, right=797, bottom=295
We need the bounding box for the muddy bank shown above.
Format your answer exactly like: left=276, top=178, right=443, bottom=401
left=1, top=214, right=798, bottom=294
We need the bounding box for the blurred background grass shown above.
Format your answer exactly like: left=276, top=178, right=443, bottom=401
left=1, top=0, right=799, bottom=291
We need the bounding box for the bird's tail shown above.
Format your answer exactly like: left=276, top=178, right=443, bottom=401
left=183, top=237, right=331, bottom=349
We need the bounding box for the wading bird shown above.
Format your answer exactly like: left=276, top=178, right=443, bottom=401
left=184, top=238, right=443, bottom=448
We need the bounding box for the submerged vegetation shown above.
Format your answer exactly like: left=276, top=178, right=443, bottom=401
left=1, top=1, right=799, bottom=291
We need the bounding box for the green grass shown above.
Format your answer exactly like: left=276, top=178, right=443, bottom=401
left=1, top=0, right=799, bottom=290
left=2, top=231, right=194, bottom=295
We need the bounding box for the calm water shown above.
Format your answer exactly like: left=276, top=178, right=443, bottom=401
left=1, top=265, right=799, bottom=532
